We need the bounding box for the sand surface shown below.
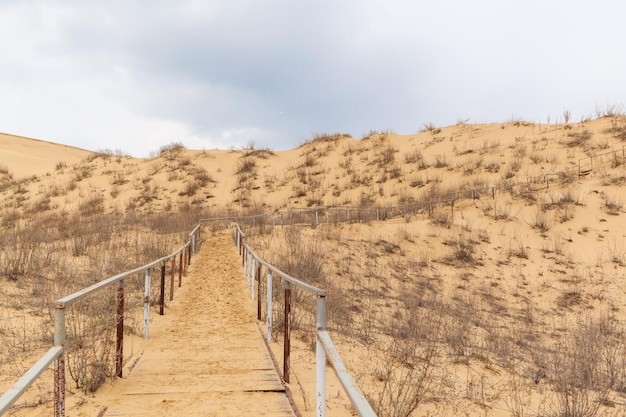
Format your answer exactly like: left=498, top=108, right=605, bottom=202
left=0, top=133, right=91, bottom=179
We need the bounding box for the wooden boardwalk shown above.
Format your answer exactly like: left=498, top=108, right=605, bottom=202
left=96, top=233, right=295, bottom=417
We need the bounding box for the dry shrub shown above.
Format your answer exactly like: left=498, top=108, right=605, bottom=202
left=235, top=157, right=257, bottom=175
left=0, top=222, right=58, bottom=281
left=276, top=227, right=326, bottom=287
left=79, top=194, right=105, bottom=216
left=543, top=315, right=624, bottom=417
left=66, top=293, right=117, bottom=393
left=369, top=308, right=443, bottom=417
left=301, top=132, right=351, bottom=146
left=158, top=142, right=186, bottom=158
left=531, top=209, right=553, bottom=233
left=603, top=194, right=623, bottom=215
left=565, top=130, right=592, bottom=147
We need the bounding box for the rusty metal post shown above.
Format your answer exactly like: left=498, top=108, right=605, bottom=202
left=143, top=268, right=151, bottom=339
left=54, top=305, right=66, bottom=417
left=266, top=269, right=273, bottom=341
left=178, top=252, right=183, bottom=287
left=284, top=281, right=292, bottom=383
left=159, top=261, right=166, bottom=316
left=242, top=244, right=245, bottom=266
left=170, top=258, right=175, bottom=301
left=115, top=279, right=125, bottom=378
left=257, top=263, right=262, bottom=321
left=187, top=246, right=191, bottom=266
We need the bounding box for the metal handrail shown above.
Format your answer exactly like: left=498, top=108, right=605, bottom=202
left=0, top=347, right=63, bottom=414
left=234, top=223, right=376, bottom=417
left=56, top=242, right=190, bottom=307
left=0, top=226, right=201, bottom=417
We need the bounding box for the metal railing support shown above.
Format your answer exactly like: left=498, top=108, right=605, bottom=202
left=53, top=305, right=66, bottom=417
left=266, top=269, right=273, bottom=342
left=284, top=281, right=292, bottom=383
left=316, top=294, right=327, bottom=417
left=159, top=261, right=166, bottom=315
left=115, top=279, right=125, bottom=378
left=143, top=268, right=151, bottom=339
left=257, top=263, right=262, bottom=320
left=178, top=251, right=183, bottom=287
left=170, top=257, right=175, bottom=301
left=251, top=258, right=256, bottom=300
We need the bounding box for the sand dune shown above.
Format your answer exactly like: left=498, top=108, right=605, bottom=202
left=0, top=132, right=92, bottom=179
left=3, top=116, right=626, bottom=416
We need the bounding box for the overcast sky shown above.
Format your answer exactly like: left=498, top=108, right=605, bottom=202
left=1, top=1, right=625, bottom=157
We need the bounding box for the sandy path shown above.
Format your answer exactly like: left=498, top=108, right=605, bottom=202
left=74, top=232, right=295, bottom=416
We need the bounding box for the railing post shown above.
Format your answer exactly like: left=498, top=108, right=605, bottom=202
left=54, top=305, right=66, bottom=417
left=170, top=257, right=175, bottom=301
left=187, top=246, right=191, bottom=267
left=266, top=270, right=273, bottom=342
left=143, top=268, right=151, bottom=339
left=257, top=263, right=262, bottom=321
left=159, top=261, right=166, bottom=316
left=284, top=281, right=292, bottom=383
left=115, top=279, right=125, bottom=378
left=178, top=251, right=183, bottom=287
left=316, top=294, right=327, bottom=417
left=251, top=259, right=256, bottom=300
left=315, top=209, right=319, bottom=227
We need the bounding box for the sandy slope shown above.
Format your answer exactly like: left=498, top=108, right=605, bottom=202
left=0, top=133, right=92, bottom=179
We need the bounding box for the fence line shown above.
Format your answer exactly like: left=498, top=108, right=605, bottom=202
left=199, top=145, right=626, bottom=233
left=0, top=227, right=201, bottom=417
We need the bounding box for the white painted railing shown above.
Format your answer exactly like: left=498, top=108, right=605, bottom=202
left=233, top=224, right=376, bottom=417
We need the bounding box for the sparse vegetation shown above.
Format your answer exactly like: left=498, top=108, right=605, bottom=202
left=5, top=116, right=626, bottom=416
